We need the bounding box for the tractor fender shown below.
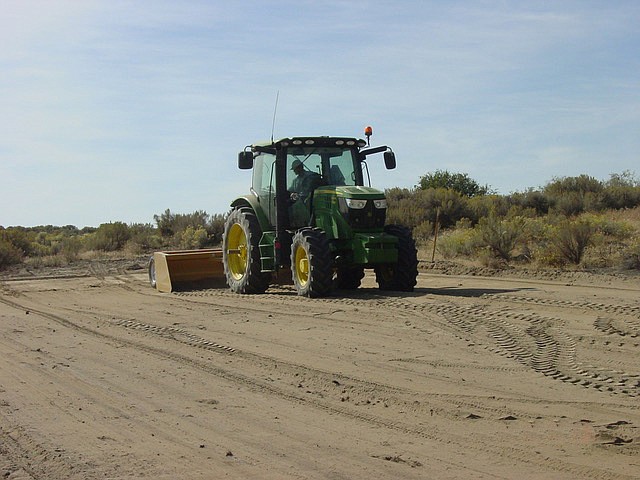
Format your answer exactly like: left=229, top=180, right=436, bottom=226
left=230, top=195, right=271, bottom=233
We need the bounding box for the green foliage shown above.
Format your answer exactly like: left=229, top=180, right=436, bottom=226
left=386, top=187, right=471, bottom=230
left=0, top=228, right=32, bottom=256
left=605, top=170, right=640, bottom=188
left=154, top=209, right=208, bottom=237
left=507, top=189, right=550, bottom=216
left=207, top=213, right=226, bottom=245
left=91, top=222, right=131, bottom=252
left=175, top=226, right=209, bottom=250
left=418, top=170, right=490, bottom=197
left=622, top=242, right=640, bottom=270
left=600, top=186, right=640, bottom=210
left=419, top=188, right=470, bottom=228
left=544, top=175, right=603, bottom=215
left=61, top=236, right=83, bottom=261
left=437, top=227, right=481, bottom=259
left=126, top=223, right=163, bottom=253
left=3, top=170, right=639, bottom=273
left=581, top=213, right=634, bottom=240
left=467, top=195, right=512, bottom=223
left=0, top=238, right=22, bottom=269
left=385, top=187, right=429, bottom=228
left=544, top=174, right=603, bottom=196
left=153, top=209, right=226, bottom=247
left=0, top=227, right=29, bottom=269
left=412, top=221, right=433, bottom=245
left=552, top=192, right=588, bottom=216
left=551, top=217, right=596, bottom=265
left=476, top=215, right=528, bottom=261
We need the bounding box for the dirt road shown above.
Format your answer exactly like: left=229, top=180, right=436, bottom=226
left=1, top=262, right=639, bottom=479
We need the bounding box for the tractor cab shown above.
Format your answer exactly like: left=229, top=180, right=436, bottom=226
left=240, top=136, right=396, bottom=230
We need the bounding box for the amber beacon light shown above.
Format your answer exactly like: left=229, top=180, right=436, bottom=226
left=364, top=125, right=373, bottom=145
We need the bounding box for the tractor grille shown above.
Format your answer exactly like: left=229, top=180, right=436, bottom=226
left=346, top=201, right=386, bottom=229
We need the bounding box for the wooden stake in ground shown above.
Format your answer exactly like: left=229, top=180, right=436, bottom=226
left=431, top=206, right=441, bottom=262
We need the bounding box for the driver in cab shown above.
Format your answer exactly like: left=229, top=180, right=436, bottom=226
left=289, top=159, right=320, bottom=203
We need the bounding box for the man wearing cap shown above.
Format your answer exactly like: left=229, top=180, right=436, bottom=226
left=289, top=159, right=320, bottom=203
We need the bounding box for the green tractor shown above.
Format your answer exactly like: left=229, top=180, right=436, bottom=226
left=223, top=128, right=418, bottom=297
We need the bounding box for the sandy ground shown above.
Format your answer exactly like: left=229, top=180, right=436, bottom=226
left=1, top=259, right=639, bottom=479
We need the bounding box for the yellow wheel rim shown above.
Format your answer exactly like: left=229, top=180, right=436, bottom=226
left=227, top=223, right=248, bottom=280
left=294, top=245, right=309, bottom=287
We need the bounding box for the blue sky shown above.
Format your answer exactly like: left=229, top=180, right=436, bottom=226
left=2, top=1, right=639, bottom=227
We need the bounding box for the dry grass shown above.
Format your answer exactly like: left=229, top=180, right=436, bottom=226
left=606, top=206, right=640, bottom=227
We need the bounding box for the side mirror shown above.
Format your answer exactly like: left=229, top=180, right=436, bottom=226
left=238, top=151, right=254, bottom=170
left=384, top=151, right=396, bottom=170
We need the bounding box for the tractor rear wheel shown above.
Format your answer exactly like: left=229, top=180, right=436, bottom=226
left=290, top=228, right=333, bottom=298
left=223, top=208, right=270, bottom=294
left=375, top=225, right=418, bottom=292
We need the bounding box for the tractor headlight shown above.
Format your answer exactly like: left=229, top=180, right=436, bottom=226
left=373, top=199, right=387, bottom=209
left=345, top=198, right=367, bottom=209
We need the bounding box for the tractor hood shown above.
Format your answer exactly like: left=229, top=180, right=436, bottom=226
left=316, top=185, right=386, bottom=199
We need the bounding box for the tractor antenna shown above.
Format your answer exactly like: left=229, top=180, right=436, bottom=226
left=270, top=90, right=280, bottom=143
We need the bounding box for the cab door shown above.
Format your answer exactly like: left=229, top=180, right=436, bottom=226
left=252, top=152, right=277, bottom=227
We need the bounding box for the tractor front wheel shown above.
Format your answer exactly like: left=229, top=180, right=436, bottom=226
left=375, top=225, right=418, bottom=292
left=290, top=228, right=333, bottom=298
left=223, top=208, right=270, bottom=294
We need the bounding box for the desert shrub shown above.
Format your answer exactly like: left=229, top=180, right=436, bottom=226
left=551, top=217, right=596, bottom=265
left=385, top=187, right=415, bottom=204
left=545, top=174, right=603, bottom=196
left=418, top=170, right=491, bottom=197
left=0, top=228, right=32, bottom=256
left=207, top=213, right=226, bottom=245
left=154, top=209, right=210, bottom=237
left=507, top=189, right=550, bottom=216
left=412, top=221, right=433, bottom=245
left=476, top=215, right=528, bottom=261
left=436, top=227, right=481, bottom=259
left=515, top=217, right=553, bottom=263
left=622, top=243, right=640, bottom=270
left=175, top=226, right=209, bottom=250
left=551, top=191, right=587, bottom=216
left=385, top=187, right=430, bottom=228
left=419, top=188, right=470, bottom=228
left=455, top=218, right=473, bottom=229
left=581, top=214, right=634, bottom=240
left=90, top=222, right=131, bottom=251
left=545, top=175, right=605, bottom=216
left=386, top=187, right=472, bottom=230
left=606, top=170, right=640, bottom=188
left=584, top=191, right=607, bottom=212
left=25, top=254, right=68, bottom=268
left=467, top=195, right=511, bottom=223
left=61, top=236, right=83, bottom=261
left=127, top=223, right=163, bottom=251
left=578, top=213, right=638, bottom=268
left=0, top=238, right=23, bottom=269
left=601, top=186, right=640, bottom=210
left=153, top=209, right=225, bottom=248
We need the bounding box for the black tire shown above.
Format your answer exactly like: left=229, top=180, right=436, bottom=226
left=335, top=265, right=365, bottom=290
left=375, top=225, right=418, bottom=292
left=290, top=228, right=333, bottom=298
left=148, top=255, right=157, bottom=288
left=223, top=208, right=270, bottom=294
